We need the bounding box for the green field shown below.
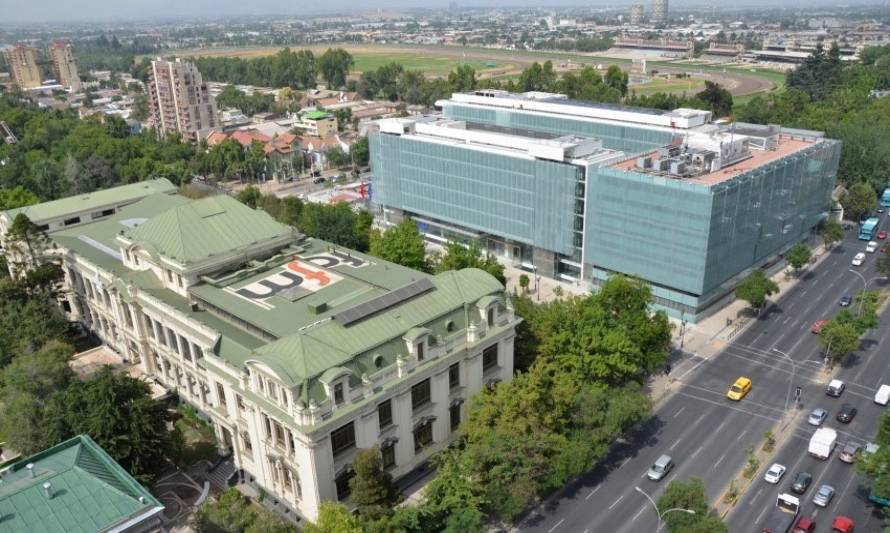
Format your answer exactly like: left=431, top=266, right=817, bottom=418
left=632, top=77, right=706, bottom=96
left=349, top=54, right=494, bottom=76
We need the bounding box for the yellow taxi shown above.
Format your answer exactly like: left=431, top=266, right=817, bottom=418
left=727, top=376, right=752, bottom=401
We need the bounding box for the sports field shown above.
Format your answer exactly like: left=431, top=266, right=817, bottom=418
left=631, top=77, right=706, bottom=96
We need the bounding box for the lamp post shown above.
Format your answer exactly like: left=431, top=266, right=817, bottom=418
left=634, top=486, right=696, bottom=532
left=847, top=269, right=888, bottom=316
left=772, top=348, right=796, bottom=422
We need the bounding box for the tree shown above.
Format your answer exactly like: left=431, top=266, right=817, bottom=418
left=351, top=136, right=370, bottom=167
left=657, top=477, right=727, bottom=533
left=447, top=64, right=477, bottom=93
left=318, top=48, right=355, bottom=89
left=194, top=488, right=258, bottom=533
left=349, top=447, right=399, bottom=521
left=5, top=213, right=53, bottom=270
left=236, top=186, right=263, bottom=209
left=604, top=65, right=629, bottom=96
left=519, top=273, right=530, bottom=293
left=303, top=502, right=363, bottom=533
left=818, top=320, right=861, bottom=364
left=369, top=220, right=430, bottom=272
left=433, top=241, right=505, bottom=283
left=131, top=93, right=149, bottom=121
left=0, top=186, right=39, bottom=211
left=785, top=243, right=812, bottom=273
left=821, top=221, right=844, bottom=248
left=299, top=203, right=370, bottom=252
left=735, top=271, right=779, bottom=313
left=333, top=108, right=352, bottom=131
left=695, top=81, right=734, bottom=117
left=842, top=182, right=878, bottom=222
left=325, top=146, right=350, bottom=168
left=47, top=368, right=174, bottom=483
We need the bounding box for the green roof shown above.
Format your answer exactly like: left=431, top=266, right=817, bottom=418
left=125, top=195, right=297, bottom=265
left=303, top=110, right=332, bottom=120
left=0, top=435, right=162, bottom=533
left=1, top=179, right=176, bottom=223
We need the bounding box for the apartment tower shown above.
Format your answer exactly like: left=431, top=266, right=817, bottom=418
left=651, top=0, right=668, bottom=24
left=48, top=42, right=81, bottom=92
left=147, top=58, right=219, bottom=142
left=3, top=45, right=42, bottom=90
left=630, top=4, right=645, bottom=25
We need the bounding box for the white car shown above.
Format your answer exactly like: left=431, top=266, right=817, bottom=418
left=764, top=463, right=786, bottom=484
left=867, top=241, right=879, bottom=253
left=852, top=252, right=866, bottom=266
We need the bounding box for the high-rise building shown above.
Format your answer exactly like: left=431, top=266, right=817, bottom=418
left=630, top=4, right=645, bottom=25
left=147, top=58, right=219, bottom=142
left=3, top=45, right=42, bottom=90
left=48, top=41, right=81, bottom=92
left=651, top=0, right=668, bottom=24
left=370, top=90, right=840, bottom=321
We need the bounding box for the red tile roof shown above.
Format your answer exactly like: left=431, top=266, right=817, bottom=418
left=230, top=129, right=272, bottom=148
left=205, top=131, right=229, bottom=147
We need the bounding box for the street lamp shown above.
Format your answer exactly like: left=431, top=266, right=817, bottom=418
left=772, top=348, right=796, bottom=423
left=847, top=269, right=888, bottom=316
left=634, top=486, right=696, bottom=532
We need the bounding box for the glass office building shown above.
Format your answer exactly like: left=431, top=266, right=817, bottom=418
left=370, top=91, right=840, bottom=320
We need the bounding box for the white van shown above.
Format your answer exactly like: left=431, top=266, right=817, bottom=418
left=867, top=241, right=879, bottom=253
left=876, top=384, right=890, bottom=405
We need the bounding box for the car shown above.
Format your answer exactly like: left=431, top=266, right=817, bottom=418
left=727, top=376, right=752, bottom=401
left=811, top=320, right=828, bottom=334
left=832, top=515, right=854, bottom=533
left=840, top=442, right=861, bottom=463
left=852, top=252, right=866, bottom=266
left=836, top=403, right=858, bottom=423
left=867, top=241, right=879, bottom=253
left=813, top=484, right=835, bottom=507
left=764, top=463, right=786, bottom=484
left=839, top=295, right=852, bottom=307
left=791, top=471, right=813, bottom=494
left=332, top=174, right=347, bottom=183
left=647, top=454, right=673, bottom=481
left=808, top=408, right=828, bottom=426
left=792, top=516, right=816, bottom=533
left=312, top=176, right=326, bottom=184
left=880, top=230, right=888, bottom=240
left=826, top=379, right=845, bottom=397
left=879, top=207, right=887, bottom=214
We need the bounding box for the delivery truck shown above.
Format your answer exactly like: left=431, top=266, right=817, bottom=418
left=762, top=493, right=800, bottom=533
left=808, top=428, right=837, bottom=460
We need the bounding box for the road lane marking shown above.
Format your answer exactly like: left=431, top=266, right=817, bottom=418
left=755, top=506, right=768, bottom=524
left=632, top=505, right=647, bottom=522
left=715, top=419, right=728, bottom=433
left=691, top=445, right=704, bottom=459
left=669, top=437, right=682, bottom=450
left=547, top=518, right=565, bottom=533
left=585, top=486, right=601, bottom=500
left=737, top=432, right=746, bottom=441
left=608, top=495, right=624, bottom=510
left=675, top=392, right=781, bottom=423
left=673, top=407, right=686, bottom=418
left=714, top=453, right=727, bottom=468
left=693, top=413, right=707, bottom=426
left=749, top=487, right=763, bottom=505
left=618, top=457, right=632, bottom=470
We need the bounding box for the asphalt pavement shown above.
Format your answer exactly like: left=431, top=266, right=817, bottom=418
left=520, top=218, right=890, bottom=533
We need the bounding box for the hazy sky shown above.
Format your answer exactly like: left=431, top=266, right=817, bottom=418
left=0, top=0, right=872, bottom=24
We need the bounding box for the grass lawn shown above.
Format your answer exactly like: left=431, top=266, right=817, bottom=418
left=172, top=405, right=219, bottom=467
left=350, top=53, right=497, bottom=76
left=632, top=77, right=705, bottom=96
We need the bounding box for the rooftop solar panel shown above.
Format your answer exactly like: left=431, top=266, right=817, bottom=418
left=334, top=277, right=436, bottom=326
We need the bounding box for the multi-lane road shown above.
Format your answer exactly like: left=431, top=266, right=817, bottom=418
left=521, top=220, right=890, bottom=533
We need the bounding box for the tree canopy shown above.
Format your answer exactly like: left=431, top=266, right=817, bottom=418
left=369, top=219, right=430, bottom=272
left=735, top=271, right=779, bottom=311
left=433, top=241, right=505, bottom=284
left=318, top=48, right=355, bottom=89
left=657, top=478, right=728, bottom=533
left=785, top=243, right=812, bottom=273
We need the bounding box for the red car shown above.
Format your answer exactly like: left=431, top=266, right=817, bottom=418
left=832, top=515, right=854, bottom=533
left=879, top=230, right=888, bottom=240
left=793, top=516, right=816, bottom=533
left=811, top=320, right=828, bottom=334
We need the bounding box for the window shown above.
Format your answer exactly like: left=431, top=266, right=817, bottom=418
left=193, top=344, right=203, bottom=359
left=411, top=379, right=431, bottom=411
left=449, top=363, right=460, bottom=390
left=166, top=270, right=173, bottom=282
left=381, top=442, right=396, bottom=469
left=330, top=422, right=356, bottom=457
left=216, top=383, right=227, bottom=408
left=378, top=400, right=393, bottom=429
left=414, top=421, right=433, bottom=452
left=263, top=414, right=272, bottom=440
left=487, top=308, right=494, bottom=327
left=63, top=216, right=81, bottom=226
left=268, top=380, right=278, bottom=402
left=333, top=383, right=344, bottom=406
left=273, top=420, right=285, bottom=448
left=177, top=274, right=184, bottom=288
left=335, top=469, right=355, bottom=500
left=416, top=341, right=425, bottom=361
left=450, top=403, right=461, bottom=431
left=242, top=433, right=252, bottom=453
left=483, top=344, right=498, bottom=371
left=236, top=394, right=246, bottom=413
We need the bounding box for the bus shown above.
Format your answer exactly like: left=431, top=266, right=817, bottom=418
left=883, top=188, right=890, bottom=208
left=860, top=217, right=880, bottom=240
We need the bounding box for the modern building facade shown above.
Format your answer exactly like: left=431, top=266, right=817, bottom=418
left=0, top=180, right=518, bottom=523
left=370, top=91, right=840, bottom=320
left=630, top=4, right=645, bottom=25
left=3, top=45, right=42, bottom=90
left=651, top=0, right=669, bottom=24
left=0, top=434, right=164, bottom=532
left=298, top=110, right=338, bottom=138
left=147, top=58, right=219, bottom=142
left=48, top=42, right=82, bottom=92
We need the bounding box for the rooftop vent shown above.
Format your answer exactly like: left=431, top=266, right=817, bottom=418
left=43, top=481, right=53, bottom=499
left=26, top=463, right=34, bottom=478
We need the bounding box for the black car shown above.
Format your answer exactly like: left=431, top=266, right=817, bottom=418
left=839, top=295, right=852, bottom=307
left=836, top=403, right=858, bottom=423
left=791, top=471, right=812, bottom=494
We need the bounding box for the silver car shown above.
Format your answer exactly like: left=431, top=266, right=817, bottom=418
left=813, top=484, right=835, bottom=507
left=808, top=408, right=828, bottom=426
left=647, top=454, right=673, bottom=481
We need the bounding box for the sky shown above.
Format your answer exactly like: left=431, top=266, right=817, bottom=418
left=0, top=0, right=877, bottom=24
